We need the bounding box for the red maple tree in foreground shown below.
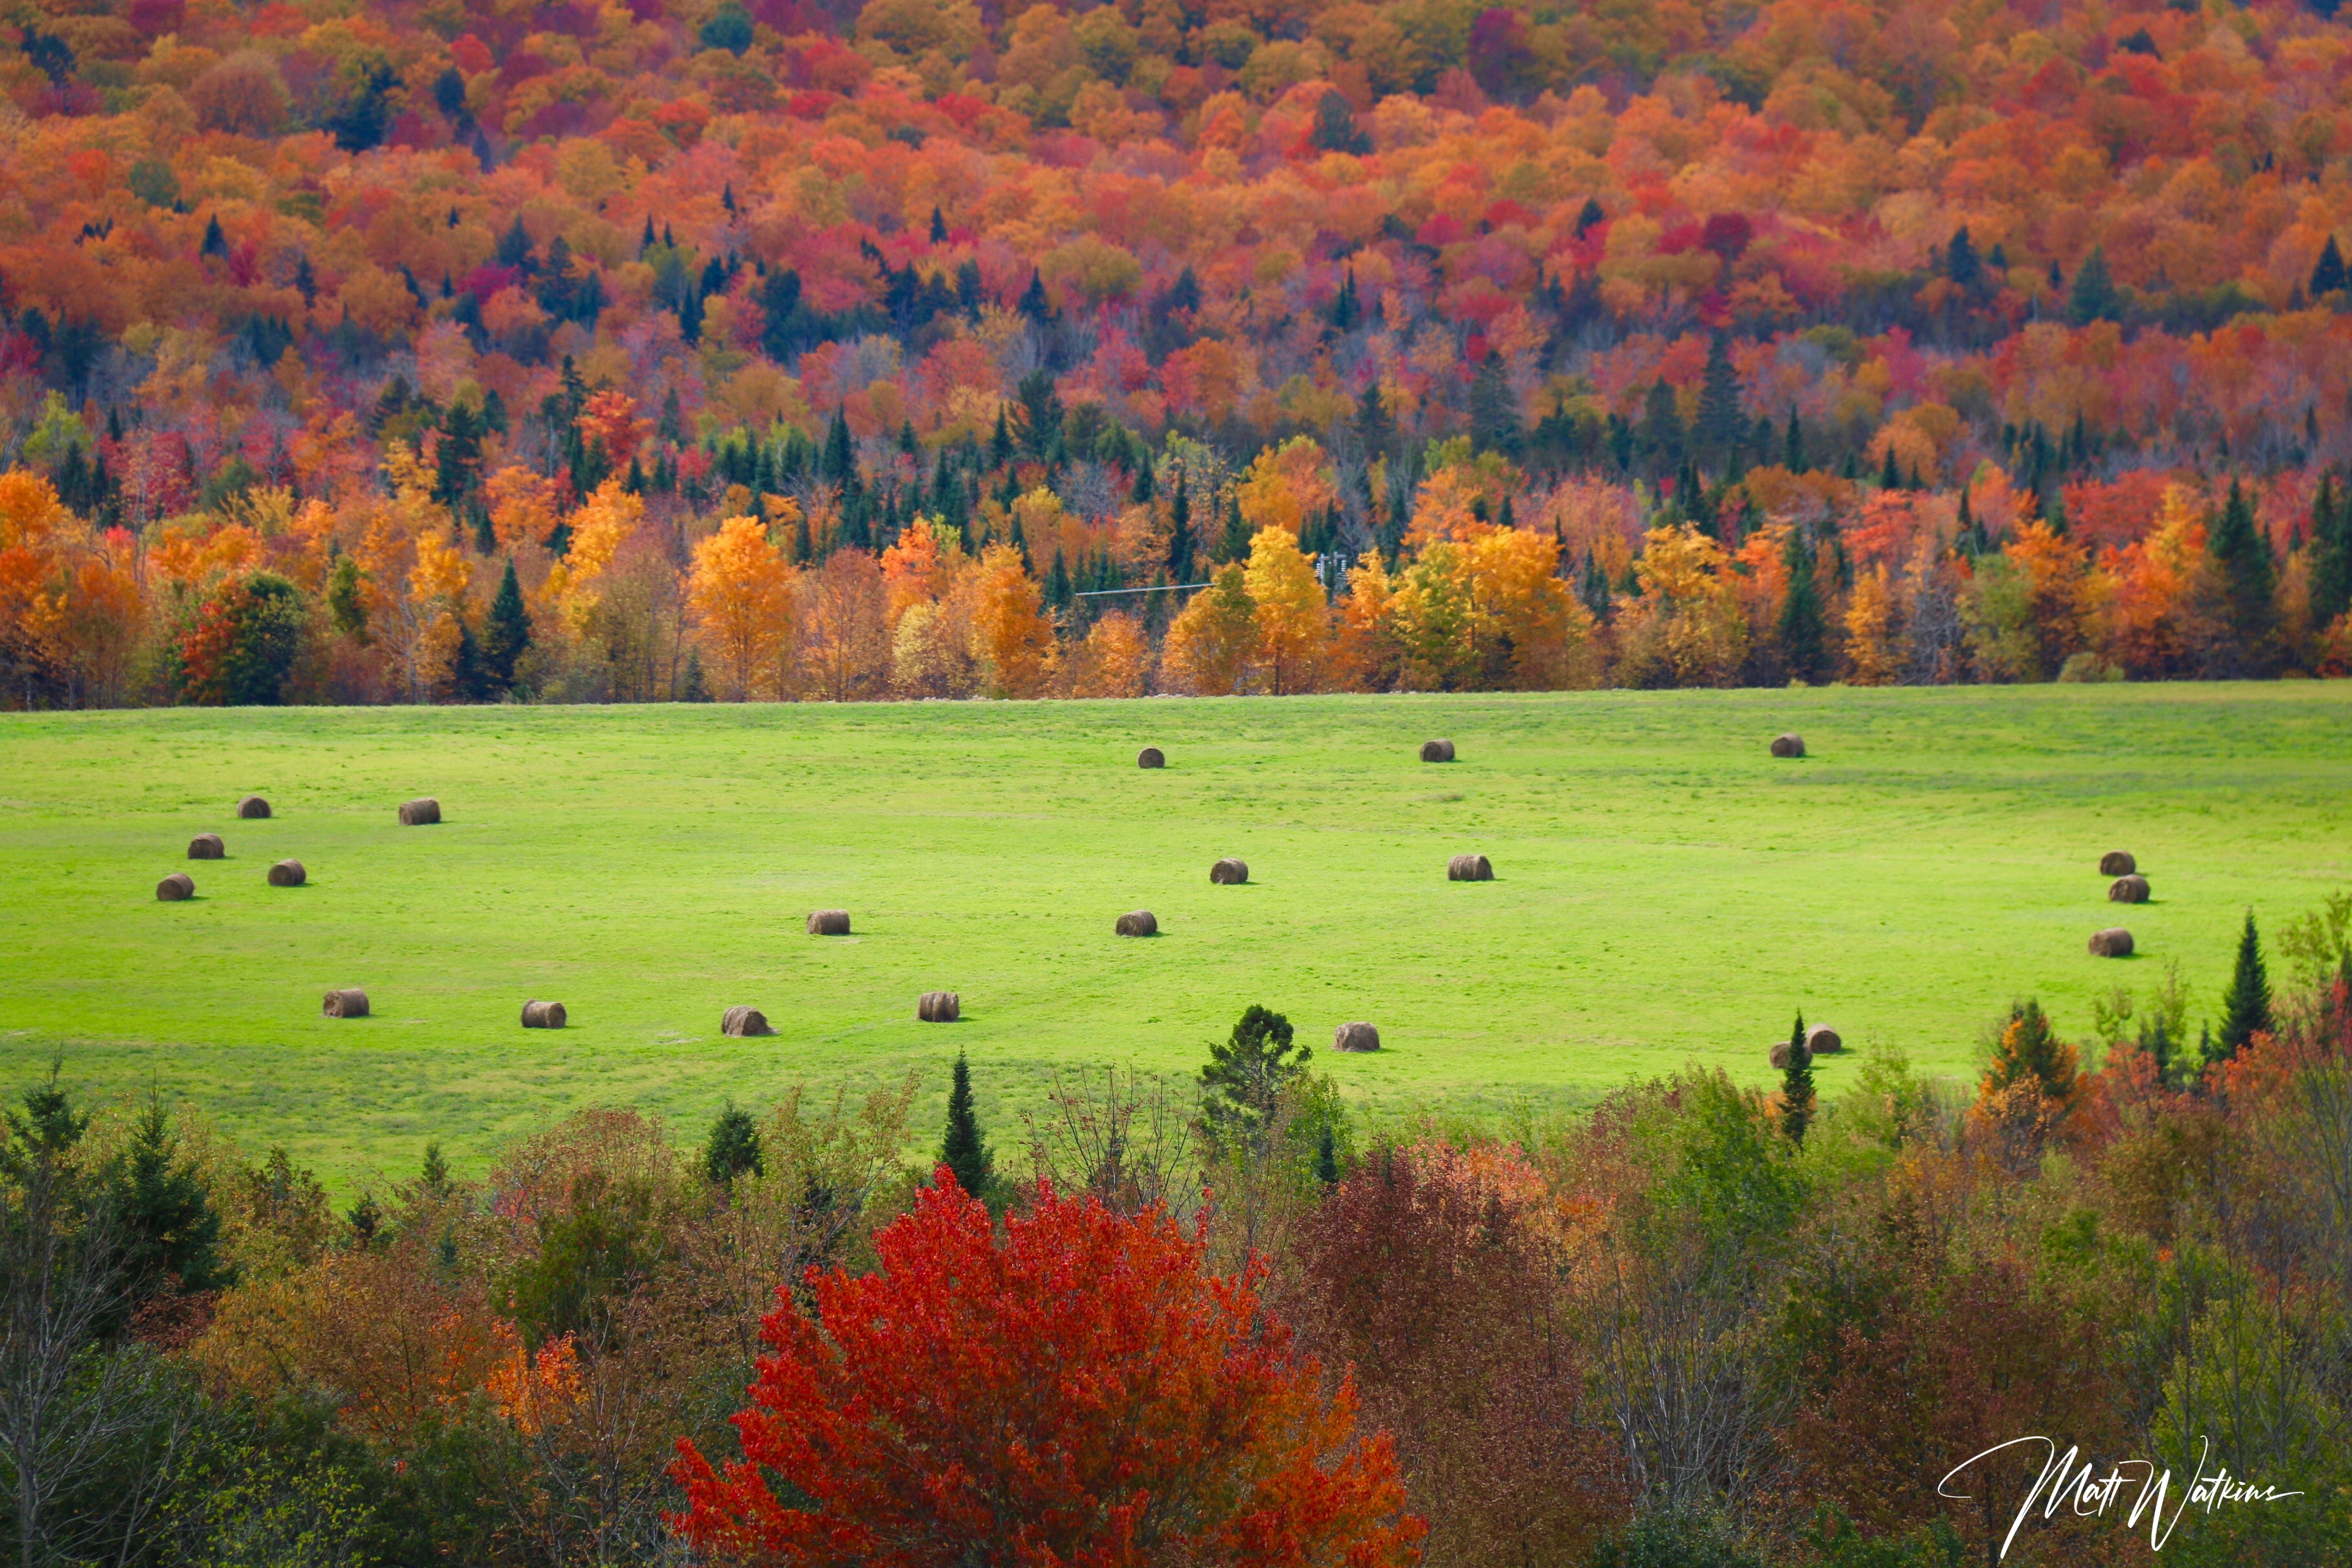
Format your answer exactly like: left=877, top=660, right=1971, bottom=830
left=669, top=1171, right=1425, bottom=1567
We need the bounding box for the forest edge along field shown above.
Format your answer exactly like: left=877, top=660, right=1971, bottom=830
left=3, top=681, right=2347, bottom=1187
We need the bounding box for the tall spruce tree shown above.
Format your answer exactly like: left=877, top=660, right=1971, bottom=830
left=1696, top=332, right=1744, bottom=473
left=2208, top=480, right=2277, bottom=668
left=1167, top=470, right=1195, bottom=579
left=703, top=1102, right=763, bottom=1187
left=2313, top=473, right=2352, bottom=626
left=1218, top=495, right=1250, bottom=564
left=1781, top=1013, right=1815, bottom=1146
left=941, top=1050, right=992, bottom=1198
left=482, top=558, right=531, bottom=694
left=107, top=1093, right=229, bottom=1303
left=1784, top=408, right=1806, bottom=472
left=1469, top=355, right=1521, bottom=457
left=1778, top=529, right=1826, bottom=681
left=2314, top=235, right=2349, bottom=299
left=2214, top=910, right=2273, bottom=1060
left=2067, top=245, right=2118, bottom=325
left=1199, top=1004, right=1310, bottom=1155
left=1947, top=226, right=1982, bottom=290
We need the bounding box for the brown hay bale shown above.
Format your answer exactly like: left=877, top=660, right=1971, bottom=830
left=1137, top=746, right=1165, bottom=769
left=267, top=859, right=305, bottom=887
left=2109, top=874, right=2151, bottom=904
left=1115, top=910, right=1158, bottom=936
left=1420, top=738, right=1455, bottom=762
left=156, top=871, right=195, bottom=901
left=1770, top=1039, right=1812, bottom=1070
left=807, top=909, right=851, bottom=936
left=322, top=987, right=369, bottom=1018
left=721, top=1005, right=775, bottom=1037
left=1334, top=1021, right=1381, bottom=1053
left=1447, top=853, right=1493, bottom=881
left=1209, top=858, right=1249, bottom=885
left=917, top=990, right=960, bottom=1022
left=1770, top=733, right=1805, bottom=758
left=2088, top=927, right=2135, bottom=958
left=521, top=999, right=567, bottom=1029
left=238, top=795, right=271, bottom=819
left=2099, top=851, right=2136, bottom=876
left=188, top=833, right=224, bottom=860
left=1804, top=1024, right=1842, bottom=1055
left=398, top=798, right=441, bottom=826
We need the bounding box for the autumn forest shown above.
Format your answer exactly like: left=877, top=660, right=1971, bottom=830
left=4, top=0, right=2352, bottom=706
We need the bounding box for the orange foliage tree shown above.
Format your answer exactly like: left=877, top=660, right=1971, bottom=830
left=669, top=1174, right=1425, bottom=1566
left=687, top=516, right=795, bottom=701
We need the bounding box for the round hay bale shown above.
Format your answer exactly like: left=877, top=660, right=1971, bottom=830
left=521, top=999, right=567, bottom=1029
left=2109, top=874, right=2151, bottom=904
left=917, top=990, right=961, bottom=1023
left=1804, top=1024, right=1842, bottom=1055
left=267, top=859, right=305, bottom=888
left=722, top=1005, right=775, bottom=1037
left=1420, top=738, right=1455, bottom=762
left=2088, top=927, right=2135, bottom=958
left=807, top=909, right=851, bottom=936
left=1770, top=733, right=1805, bottom=758
left=1137, top=746, right=1165, bottom=769
left=1447, top=853, right=1493, bottom=882
left=1115, top=910, right=1158, bottom=937
left=1770, top=1039, right=1812, bottom=1070
left=398, top=798, right=441, bottom=826
left=238, top=795, right=271, bottom=819
left=188, top=833, right=224, bottom=860
left=322, top=987, right=369, bottom=1018
left=1334, top=1021, right=1381, bottom=1053
left=2099, top=851, right=2136, bottom=876
left=156, top=871, right=195, bottom=901
left=1209, top=858, right=1249, bottom=885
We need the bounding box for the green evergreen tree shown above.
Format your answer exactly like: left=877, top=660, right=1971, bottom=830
left=2067, top=244, right=2119, bottom=325
left=1218, top=495, right=1250, bottom=564
left=1315, top=1123, right=1339, bottom=1186
left=2313, top=235, right=2348, bottom=298
left=1783, top=408, right=1805, bottom=473
left=1355, top=381, right=1393, bottom=455
left=1879, top=442, right=1900, bottom=491
left=107, top=1093, right=229, bottom=1298
left=1199, top=1004, right=1311, bottom=1154
left=1695, top=332, right=1744, bottom=472
left=930, top=205, right=949, bottom=244
left=1469, top=354, right=1521, bottom=457
left=702, top=1102, right=763, bottom=1187
left=1946, top=226, right=1982, bottom=290
left=1166, top=469, right=1194, bottom=579
left=1638, top=378, right=1684, bottom=481
left=940, top=1050, right=992, bottom=1198
left=2208, top=480, right=2278, bottom=668
left=2214, top=909, right=2273, bottom=1061
left=2312, top=473, right=2352, bottom=626
left=420, top=1141, right=452, bottom=1197
left=482, top=557, right=531, bottom=694
left=1778, top=529, right=1825, bottom=682
left=989, top=405, right=1015, bottom=470
left=1781, top=1013, right=1815, bottom=1146
left=680, top=647, right=709, bottom=702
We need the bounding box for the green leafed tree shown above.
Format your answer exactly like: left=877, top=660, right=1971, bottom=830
left=703, top=1102, right=763, bottom=1187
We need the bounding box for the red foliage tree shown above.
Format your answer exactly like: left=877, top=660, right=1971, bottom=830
left=669, top=1172, right=1425, bottom=1567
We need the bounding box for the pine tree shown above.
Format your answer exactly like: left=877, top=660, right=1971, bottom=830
left=1018, top=270, right=1054, bottom=324
left=1879, top=442, right=1900, bottom=490
left=2208, top=479, right=2278, bottom=667
left=990, top=405, right=1016, bottom=471
left=1946, top=226, right=1981, bottom=290
left=1356, top=382, right=1393, bottom=455
left=2067, top=245, right=2118, bottom=325
left=1780, top=1013, right=1815, bottom=1146
left=482, top=558, right=531, bottom=694
left=1218, top=496, right=1250, bottom=564
left=1199, top=1004, right=1311, bottom=1155
left=680, top=647, right=709, bottom=702
left=930, top=205, right=949, bottom=244
left=1784, top=409, right=1806, bottom=473
left=1778, top=529, right=1825, bottom=682
left=1315, top=1123, right=1339, bottom=1186
left=420, top=1141, right=452, bottom=1197
left=823, top=407, right=856, bottom=484
left=1167, top=471, right=1194, bottom=579
left=1048, top=548, right=1071, bottom=609
left=2214, top=909, right=2273, bottom=1060
left=1696, top=332, right=1744, bottom=472
left=107, top=1093, right=229, bottom=1298
left=941, top=1050, right=992, bottom=1198
left=703, top=1102, right=763, bottom=1186
left=1469, top=354, right=1520, bottom=456
left=1983, top=999, right=2080, bottom=1108
left=2313, top=235, right=2348, bottom=299
left=2312, top=472, right=2352, bottom=626
left=1638, top=379, right=1684, bottom=480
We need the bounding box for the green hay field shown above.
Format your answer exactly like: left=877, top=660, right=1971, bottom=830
left=2, top=683, right=2347, bottom=1188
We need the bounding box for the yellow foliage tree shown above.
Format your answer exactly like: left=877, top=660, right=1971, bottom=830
left=1160, top=563, right=1258, bottom=694
left=1063, top=611, right=1153, bottom=697
left=968, top=542, right=1055, bottom=697
left=1241, top=525, right=1328, bottom=694
left=688, top=516, right=795, bottom=701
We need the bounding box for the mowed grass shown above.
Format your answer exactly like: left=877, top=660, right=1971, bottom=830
left=2, top=683, right=2347, bottom=1189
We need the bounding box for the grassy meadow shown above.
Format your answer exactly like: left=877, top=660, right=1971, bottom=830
left=1, top=682, right=2347, bottom=1188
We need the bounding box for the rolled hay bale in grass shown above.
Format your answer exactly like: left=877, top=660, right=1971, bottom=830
left=1771, top=733, right=1806, bottom=758
left=2100, top=851, right=2137, bottom=876
left=267, top=859, right=305, bottom=888
left=237, top=795, right=271, bottom=819
left=2089, top=927, right=2135, bottom=958
left=1138, top=746, right=1165, bottom=769
left=156, top=871, right=195, bottom=901
left=1447, top=853, right=1493, bottom=882
left=1334, top=1021, right=1381, bottom=1053
left=1804, top=1024, right=1842, bottom=1055
left=322, top=987, right=369, bottom=1018
left=807, top=909, right=851, bottom=936
left=188, top=833, right=224, bottom=860
left=1770, top=1039, right=1813, bottom=1070
left=721, top=1005, right=774, bottom=1037
left=918, top=990, right=960, bottom=1023
left=399, top=798, right=440, bottom=826
left=521, top=999, right=567, bottom=1029
left=1115, top=910, right=1158, bottom=936
left=2109, top=874, right=2151, bottom=904
left=1420, top=739, right=1455, bottom=762
left=1209, top=858, right=1249, bottom=885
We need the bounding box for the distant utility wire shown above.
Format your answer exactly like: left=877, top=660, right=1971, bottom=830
left=1070, top=582, right=1210, bottom=598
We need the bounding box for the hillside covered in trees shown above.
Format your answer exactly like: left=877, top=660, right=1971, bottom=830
left=5, top=0, right=2352, bottom=705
